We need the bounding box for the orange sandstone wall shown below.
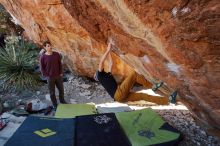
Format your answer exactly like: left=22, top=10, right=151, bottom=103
left=0, top=0, right=219, bottom=136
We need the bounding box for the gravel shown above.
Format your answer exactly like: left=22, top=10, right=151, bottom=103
left=155, top=109, right=220, bottom=146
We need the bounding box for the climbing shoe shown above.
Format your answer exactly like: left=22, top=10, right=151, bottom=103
left=60, top=100, right=67, bottom=104
left=152, top=81, right=164, bottom=92
left=53, top=105, right=57, bottom=111
left=169, top=90, right=177, bottom=104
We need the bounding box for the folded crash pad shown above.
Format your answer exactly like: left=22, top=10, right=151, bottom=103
left=75, top=113, right=131, bottom=146
left=5, top=116, right=75, bottom=146
left=55, top=104, right=97, bottom=118
left=96, top=102, right=132, bottom=113
left=116, top=108, right=181, bottom=146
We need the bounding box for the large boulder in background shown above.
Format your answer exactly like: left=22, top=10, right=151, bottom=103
left=0, top=0, right=219, bottom=136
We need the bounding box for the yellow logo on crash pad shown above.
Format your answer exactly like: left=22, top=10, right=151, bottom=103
left=34, top=128, right=56, bottom=138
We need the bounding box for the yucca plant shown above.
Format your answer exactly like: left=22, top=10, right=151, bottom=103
left=0, top=36, right=41, bottom=91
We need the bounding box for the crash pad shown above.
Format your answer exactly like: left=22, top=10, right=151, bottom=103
left=116, top=108, right=181, bottom=146
left=75, top=113, right=131, bottom=146
left=5, top=116, right=75, bottom=146
left=55, top=104, right=97, bottom=118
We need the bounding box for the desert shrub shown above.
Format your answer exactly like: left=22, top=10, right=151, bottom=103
left=0, top=36, right=40, bottom=91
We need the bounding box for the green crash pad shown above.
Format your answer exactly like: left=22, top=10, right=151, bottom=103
left=55, top=104, right=97, bottom=118
left=116, top=108, right=181, bottom=146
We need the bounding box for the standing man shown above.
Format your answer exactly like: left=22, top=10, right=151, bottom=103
left=40, top=41, right=66, bottom=108
left=94, top=39, right=176, bottom=105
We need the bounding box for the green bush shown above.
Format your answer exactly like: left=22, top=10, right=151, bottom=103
left=0, top=36, right=41, bottom=91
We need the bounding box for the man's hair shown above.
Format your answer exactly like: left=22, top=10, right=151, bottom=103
left=43, top=41, right=51, bottom=47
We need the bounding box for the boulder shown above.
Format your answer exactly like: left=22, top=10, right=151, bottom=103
left=0, top=0, right=219, bottom=136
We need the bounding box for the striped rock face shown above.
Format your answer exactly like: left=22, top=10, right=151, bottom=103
left=0, top=0, right=219, bottom=136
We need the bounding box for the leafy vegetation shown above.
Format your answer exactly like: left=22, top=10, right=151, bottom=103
left=0, top=36, right=41, bottom=91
